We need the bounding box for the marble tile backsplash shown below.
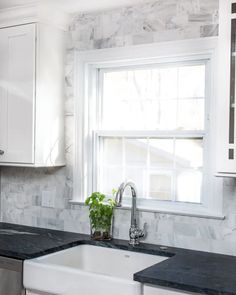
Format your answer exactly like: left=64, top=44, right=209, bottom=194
left=2, top=0, right=235, bottom=256
left=68, top=0, right=219, bottom=50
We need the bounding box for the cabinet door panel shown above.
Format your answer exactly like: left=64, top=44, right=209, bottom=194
left=144, top=284, right=197, bottom=295
left=0, top=89, right=8, bottom=157
left=0, top=27, right=8, bottom=161
left=0, top=24, right=35, bottom=164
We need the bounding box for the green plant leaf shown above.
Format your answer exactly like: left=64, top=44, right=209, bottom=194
left=85, top=191, right=116, bottom=232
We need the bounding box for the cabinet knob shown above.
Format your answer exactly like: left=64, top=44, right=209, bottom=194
left=0, top=150, right=4, bottom=155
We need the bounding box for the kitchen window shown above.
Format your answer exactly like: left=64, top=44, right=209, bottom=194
left=73, top=38, right=223, bottom=218
left=97, top=63, right=205, bottom=204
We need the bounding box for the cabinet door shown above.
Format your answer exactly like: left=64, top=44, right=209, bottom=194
left=216, top=0, right=236, bottom=175
left=144, top=284, right=197, bottom=295
left=0, top=24, right=35, bottom=164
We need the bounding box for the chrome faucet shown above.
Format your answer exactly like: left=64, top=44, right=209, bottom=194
left=115, top=181, right=146, bottom=246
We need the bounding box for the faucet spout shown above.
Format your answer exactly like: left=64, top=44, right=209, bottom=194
left=130, top=185, right=137, bottom=228
left=115, top=182, right=126, bottom=207
left=115, top=181, right=146, bottom=246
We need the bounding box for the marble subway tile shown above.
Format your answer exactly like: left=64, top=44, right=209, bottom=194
left=200, top=24, right=218, bottom=37
left=132, top=33, right=154, bottom=45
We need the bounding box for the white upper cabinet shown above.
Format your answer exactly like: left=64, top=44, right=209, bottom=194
left=0, top=24, right=35, bottom=164
left=0, top=18, right=66, bottom=166
left=217, top=0, right=236, bottom=175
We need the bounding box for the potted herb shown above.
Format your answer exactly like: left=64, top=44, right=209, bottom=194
left=85, top=192, right=116, bottom=240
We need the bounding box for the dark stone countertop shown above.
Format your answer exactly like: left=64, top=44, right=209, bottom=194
left=0, top=222, right=87, bottom=260
left=134, top=249, right=236, bottom=295
left=0, top=222, right=235, bottom=295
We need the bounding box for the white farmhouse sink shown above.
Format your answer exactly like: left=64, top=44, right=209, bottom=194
left=24, top=244, right=168, bottom=295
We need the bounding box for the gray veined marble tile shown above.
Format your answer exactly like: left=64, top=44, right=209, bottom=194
left=132, top=33, right=154, bottom=45
left=200, top=24, right=218, bottom=37
left=173, top=222, right=198, bottom=237
left=188, top=13, right=213, bottom=23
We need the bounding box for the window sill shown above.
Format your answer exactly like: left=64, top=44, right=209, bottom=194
left=215, top=172, right=236, bottom=178
left=69, top=200, right=225, bottom=220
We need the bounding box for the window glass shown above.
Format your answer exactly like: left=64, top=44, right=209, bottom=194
left=102, top=65, right=205, bottom=130
left=98, top=62, right=206, bottom=204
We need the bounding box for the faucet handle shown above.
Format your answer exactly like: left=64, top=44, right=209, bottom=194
left=140, top=222, right=147, bottom=238
left=129, top=223, right=147, bottom=246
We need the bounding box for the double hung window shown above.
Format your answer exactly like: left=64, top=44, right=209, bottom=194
left=74, top=38, right=223, bottom=217
left=96, top=62, right=206, bottom=204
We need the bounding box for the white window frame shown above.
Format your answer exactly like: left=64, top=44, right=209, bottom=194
left=72, top=37, right=224, bottom=219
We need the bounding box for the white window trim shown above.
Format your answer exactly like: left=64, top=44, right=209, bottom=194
left=72, top=37, right=224, bottom=219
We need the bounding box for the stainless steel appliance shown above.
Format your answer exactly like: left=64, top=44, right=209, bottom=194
left=0, top=256, right=25, bottom=295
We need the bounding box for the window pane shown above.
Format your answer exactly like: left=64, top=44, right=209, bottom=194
left=100, top=166, right=123, bottom=195
left=176, top=170, right=202, bottom=203
left=178, top=65, right=205, bottom=98
left=149, top=173, right=172, bottom=200
left=149, top=139, right=174, bottom=169
left=125, top=167, right=146, bottom=197
left=125, top=138, right=147, bottom=166
left=102, top=63, right=205, bottom=130
left=177, top=99, right=204, bottom=130
left=159, top=68, right=178, bottom=99
left=103, top=138, right=123, bottom=165
left=159, top=100, right=178, bottom=130
left=175, top=139, right=203, bottom=169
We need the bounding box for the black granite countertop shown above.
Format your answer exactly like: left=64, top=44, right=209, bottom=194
left=0, top=222, right=87, bottom=260
left=134, top=249, right=236, bottom=295
left=0, top=222, right=235, bottom=295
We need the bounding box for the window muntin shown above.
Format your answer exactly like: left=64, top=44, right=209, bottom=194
left=96, top=62, right=206, bottom=204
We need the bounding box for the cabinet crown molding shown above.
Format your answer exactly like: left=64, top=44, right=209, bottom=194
left=0, top=4, right=69, bottom=30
